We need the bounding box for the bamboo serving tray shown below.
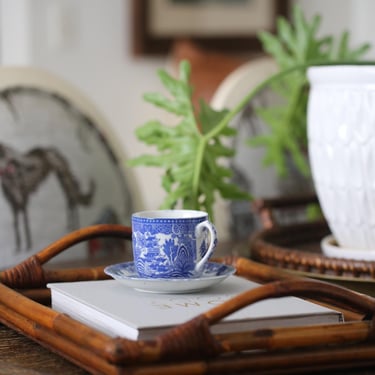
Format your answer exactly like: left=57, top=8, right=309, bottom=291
left=2, top=224, right=375, bottom=374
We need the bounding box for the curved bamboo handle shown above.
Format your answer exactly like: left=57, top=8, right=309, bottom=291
left=156, top=277, right=375, bottom=361
left=0, top=224, right=132, bottom=289
left=220, top=255, right=375, bottom=320
left=34, top=224, right=132, bottom=264
left=203, top=278, right=375, bottom=325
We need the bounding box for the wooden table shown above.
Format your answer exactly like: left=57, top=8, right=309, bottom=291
left=0, top=324, right=87, bottom=374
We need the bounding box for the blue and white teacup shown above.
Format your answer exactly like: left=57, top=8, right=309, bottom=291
left=132, top=209, right=218, bottom=279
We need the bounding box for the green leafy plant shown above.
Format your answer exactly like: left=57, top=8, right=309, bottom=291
left=128, top=61, right=250, bottom=220
left=249, top=5, right=371, bottom=177
left=128, top=4, right=371, bottom=222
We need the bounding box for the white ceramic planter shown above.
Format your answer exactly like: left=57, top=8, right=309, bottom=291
left=307, top=65, right=375, bottom=259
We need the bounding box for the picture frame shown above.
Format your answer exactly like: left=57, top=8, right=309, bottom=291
left=132, top=0, right=289, bottom=56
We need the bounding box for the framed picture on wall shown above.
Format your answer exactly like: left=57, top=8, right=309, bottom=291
left=132, top=0, right=289, bottom=56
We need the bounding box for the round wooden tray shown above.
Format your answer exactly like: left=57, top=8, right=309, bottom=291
left=250, top=220, right=375, bottom=296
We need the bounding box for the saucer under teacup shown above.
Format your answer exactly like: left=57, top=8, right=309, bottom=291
left=104, top=261, right=235, bottom=294
left=321, top=235, right=375, bottom=261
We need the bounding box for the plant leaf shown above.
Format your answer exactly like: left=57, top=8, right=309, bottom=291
left=128, top=60, right=251, bottom=221
left=250, top=3, right=370, bottom=178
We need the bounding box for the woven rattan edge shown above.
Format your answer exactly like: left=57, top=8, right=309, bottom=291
left=250, top=221, right=375, bottom=280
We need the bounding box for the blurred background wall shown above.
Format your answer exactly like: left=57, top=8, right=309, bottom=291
left=0, top=0, right=374, bottom=232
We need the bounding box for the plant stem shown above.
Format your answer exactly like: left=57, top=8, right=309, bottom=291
left=192, top=137, right=206, bottom=209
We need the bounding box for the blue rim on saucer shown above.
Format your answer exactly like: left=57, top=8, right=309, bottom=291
left=104, top=262, right=236, bottom=293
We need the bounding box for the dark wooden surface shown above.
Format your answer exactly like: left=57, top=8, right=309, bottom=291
left=0, top=324, right=87, bottom=375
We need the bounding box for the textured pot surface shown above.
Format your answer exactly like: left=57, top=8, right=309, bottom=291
left=308, top=65, right=375, bottom=253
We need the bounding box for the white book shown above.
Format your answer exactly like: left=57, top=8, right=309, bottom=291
left=48, top=276, right=343, bottom=341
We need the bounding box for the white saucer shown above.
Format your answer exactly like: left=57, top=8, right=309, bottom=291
left=321, top=235, right=375, bottom=261
left=104, top=261, right=236, bottom=293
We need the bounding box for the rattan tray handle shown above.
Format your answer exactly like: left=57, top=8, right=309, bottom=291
left=0, top=224, right=132, bottom=289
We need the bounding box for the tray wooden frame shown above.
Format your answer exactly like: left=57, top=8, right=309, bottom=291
left=2, top=224, right=375, bottom=374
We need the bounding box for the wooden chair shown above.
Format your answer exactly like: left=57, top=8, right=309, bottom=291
left=0, top=67, right=139, bottom=270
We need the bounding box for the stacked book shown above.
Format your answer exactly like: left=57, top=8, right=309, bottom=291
left=48, top=275, right=343, bottom=341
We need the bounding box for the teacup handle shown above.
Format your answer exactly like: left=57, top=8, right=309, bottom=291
left=194, top=220, right=218, bottom=273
